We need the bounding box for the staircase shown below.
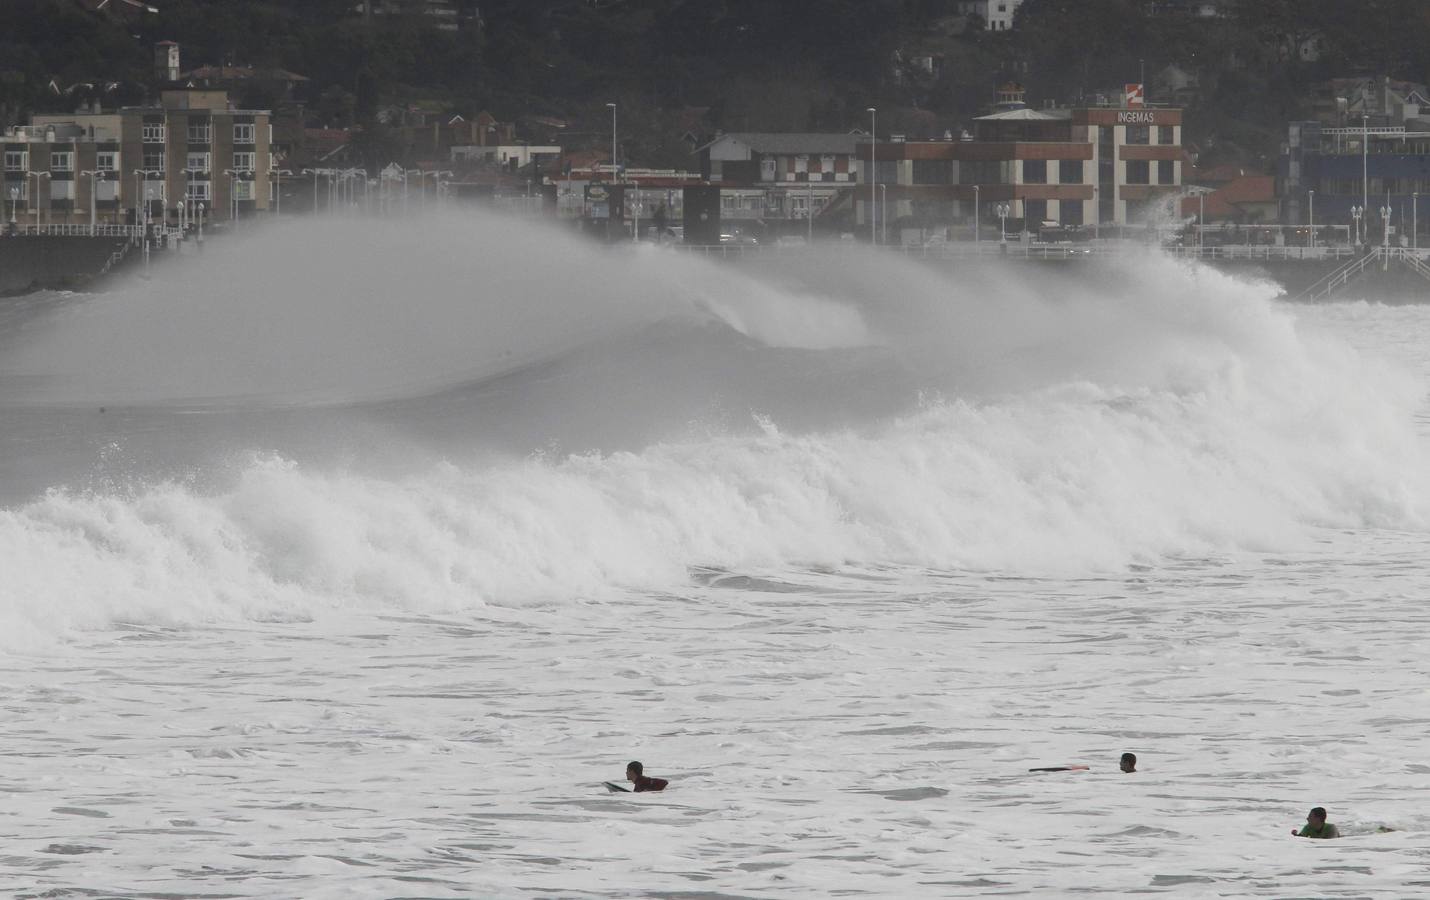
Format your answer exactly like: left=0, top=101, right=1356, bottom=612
left=1296, top=247, right=1430, bottom=300
left=1295, top=250, right=1380, bottom=301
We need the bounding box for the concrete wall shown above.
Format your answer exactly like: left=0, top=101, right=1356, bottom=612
left=0, top=235, right=129, bottom=295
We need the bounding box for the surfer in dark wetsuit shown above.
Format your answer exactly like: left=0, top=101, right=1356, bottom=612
left=1120, top=752, right=1137, bottom=773
left=626, top=761, right=668, bottom=792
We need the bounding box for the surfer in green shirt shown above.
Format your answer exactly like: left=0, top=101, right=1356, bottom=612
left=1292, top=807, right=1339, bottom=839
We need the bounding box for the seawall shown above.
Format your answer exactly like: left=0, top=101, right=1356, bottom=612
left=0, top=236, right=131, bottom=296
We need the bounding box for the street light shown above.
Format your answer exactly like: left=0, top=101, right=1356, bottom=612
left=995, top=202, right=1010, bottom=243
left=973, top=184, right=980, bottom=243
left=28, top=171, right=51, bottom=229
left=1362, top=114, right=1369, bottom=228
left=144, top=187, right=156, bottom=268
left=879, top=183, right=887, bottom=244
left=867, top=106, right=877, bottom=244
left=1307, top=189, right=1315, bottom=249
left=223, top=169, right=248, bottom=223
left=7, top=187, right=17, bottom=228
left=606, top=102, right=618, bottom=183
left=1351, top=205, right=1363, bottom=245
left=272, top=168, right=292, bottom=216
left=80, top=169, right=104, bottom=233
left=1380, top=201, right=1392, bottom=249
left=1414, top=192, right=1419, bottom=250
left=1199, top=192, right=1205, bottom=248
left=132, top=169, right=161, bottom=242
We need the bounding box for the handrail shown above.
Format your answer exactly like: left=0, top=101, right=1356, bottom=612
left=10, top=223, right=145, bottom=238
left=1295, top=250, right=1379, bottom=301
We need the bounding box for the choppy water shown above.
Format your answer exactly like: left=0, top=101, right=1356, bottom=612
left=3, top=218, right=1430, bottom=897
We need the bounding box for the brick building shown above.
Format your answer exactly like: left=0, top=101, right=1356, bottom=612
left=3, top=89, right=272, bottom=227
left=858, top=84, right=1183, bottom=235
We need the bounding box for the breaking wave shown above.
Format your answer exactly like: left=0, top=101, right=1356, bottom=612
left=1, top=214, right=1426, bottom=644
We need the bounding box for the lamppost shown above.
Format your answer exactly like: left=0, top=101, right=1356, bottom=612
left=879, top=182, right=887, bottom=245
left=867, top=106, right=877, bottom=244
left=1414, top=192, right=1419, bottom=250
left=28, top=171, right=51, bottom=229
left=80, top=169, right=102, bottom=233
left=131, top=169, right=161, bottom=243
left=606, top=102, right=618, bottom=183
left=196, top=201, right=205, bottom=251
left=143, top=187, right=154, bottom=271
left=301, top=167, right=328, bottom=214
left=995, top=202, right=1010, bottom=243
left=223, top=169, right=243, bottom=223
left=431, top=170, right=452, bottom=211
left=1198, top=192, right=1205, bottom=248
left=1351, top=205, right=1363, bottom=245
left=272, top=168, right=292, bottom=216
left=1380, top=201, right=1392, bottom=249
left=1307, top=189, right=1315, bottom=249
left=7, top=187, right=17, bottom=228
left=973, top=184, right=980, bottom=243
left=1362, top=114, right=1369, bottom=227
left=807, top=181, right=814, bottom=244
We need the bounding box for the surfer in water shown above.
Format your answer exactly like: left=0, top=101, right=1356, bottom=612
left=626, top=761, right=668, bottom=792
left=1120, top=752, right=1137, bottom=773
left=1292, top=806, right=1339, bottom=839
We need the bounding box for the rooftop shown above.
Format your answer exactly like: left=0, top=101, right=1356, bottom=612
left=699, top=132, right=863, bottom=155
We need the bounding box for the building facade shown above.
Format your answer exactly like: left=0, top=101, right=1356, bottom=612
left=955, top=0, right=1026, bottom=30
left=1280, top=120, right=1430, bottom=242
left=859, top=90, right=1183, bottom=234
left=3, top=89, right=272, bottom=228
left=695, top=132, right=863, bottom=229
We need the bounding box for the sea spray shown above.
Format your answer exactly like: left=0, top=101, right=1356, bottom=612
left=1, top=214, right=1426, bottom=643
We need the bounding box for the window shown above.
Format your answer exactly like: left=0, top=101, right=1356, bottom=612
left=233, top=124, right=256, bottom=144
left=233, top=179, right=254, bottom=201
left=912, top=159, right=952, bottom=185
left=1125, top=125, right=1149, bottom=145
left=1060, top=200, right=1084, bottom=226
left=1126, top=160, right=1150, bottom=184
left=232, top=152, right=256, bottom=172
left=960, top=159, right=1011, bottom=184
left=4, top=150, right=27, bottom=171
left=1158, top=125, right=1174, bottom=145
left=50, top=151, right=74, bottom=172
left=187, top=152, right=210, bottom=173
left=186, top=181, right=211, bottom=201
left=187, top=122, right=212, bottom=143
left=142, top=122, right=166, bottom=143
left=1059, top=159, right=1082, bottom=184
left=49, top=180, right=75, bottom=201
left=96, top=151, right=118, bottom=173
left=1024, top=199, right=1047, bottom=225
left=1023, top=159, right=1047, bottom=184
left=1157, top=159, right=1175, bottom=185
left=96, top=179, right=119, bottom=202
left=143, top=151, right=165, bottom=172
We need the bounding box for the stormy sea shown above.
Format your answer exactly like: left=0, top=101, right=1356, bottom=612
left=2, top=215, right=1428, bottom=898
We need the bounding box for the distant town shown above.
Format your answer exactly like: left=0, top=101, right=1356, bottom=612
left=4, top=0, right=1430, bottom=295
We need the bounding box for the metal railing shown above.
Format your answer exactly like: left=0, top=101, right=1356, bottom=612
left=669, top=241, right=1371, bottom=262
left=9, top=223, right=145, bottom=238
left=1295, top=247, right=1430, bottom=300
